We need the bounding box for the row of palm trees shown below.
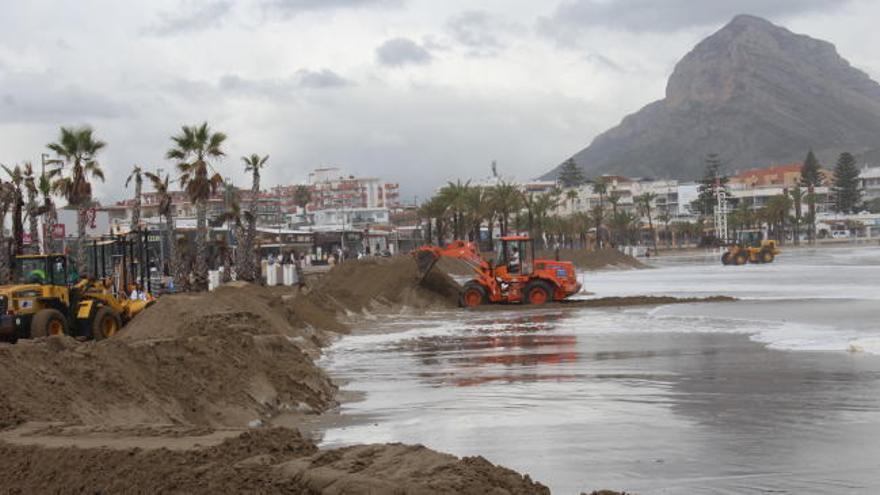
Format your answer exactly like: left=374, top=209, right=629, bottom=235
left=0, top=122, right=271, bottom=291
left=417, top=179, right=663, bottom=252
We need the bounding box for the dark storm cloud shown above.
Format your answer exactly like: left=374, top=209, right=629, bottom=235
left=263, top=0, right=403, bottom=18
left=146, top=0, right=233, bottom=36
left=375, top=37, right=432, bottom=67
left=538, top=0, right=847, bottom=40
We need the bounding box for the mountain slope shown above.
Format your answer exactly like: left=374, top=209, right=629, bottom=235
left=545, top=15, right=880, bottom=180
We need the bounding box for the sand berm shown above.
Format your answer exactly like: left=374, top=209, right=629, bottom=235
left=0, top=251, right=669, bottom=493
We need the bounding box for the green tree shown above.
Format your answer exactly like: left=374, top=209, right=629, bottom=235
left=166, top=122, right=226, bottom=291
left=37, top=166, right=61, bottom=254
left=437, top=180, right=471, bottom=240
left=761, top=195, right=792, bottom=243
left=788, top=185, right=804, bottom=245
left=696, top=153, right=729, bottom=217
left=125, top=165, right=144, bottom=232
left=241, top=154, right=269, bottom=282
left=590, top=178, right=609, bottom=248
left=22, top=163, right=39, bottom=254
left=636, top=192, right=658, bottom=254
left=47, top=126, right=106, bottom=276
left=418, top=196, right=448, bottom=245
left=293, top=185, right=311, bottom=214
left=0, top=182, right=15, bottom=282
left=832, top=152, right=861, bottom=213
left=488, top=181, right=522, bottom=237
left=145, top=171, right=180, bottom=287
left=800, top=150, right=823, bottom=244
left=2, top=164, right=25, bottom=256
left=558, top=158, right=585, bottom=188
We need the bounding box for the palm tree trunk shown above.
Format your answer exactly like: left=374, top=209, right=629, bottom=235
left=132, top=181, right=142, bottom=231
left=0, top=208, right=8, bottom=283
left=165, top=213, right=181, bottom=289
left=194, top=198, right=208, bottom=290
left=77, top=207, right=88, bottom=278
left=247, top=173, right=259, bottom=281
left=27, top=200, right=39, bottom=254
left=42, top=202, right=56, bottom=255
left=12, top=194, right=23, bottom=256
left=647, top=209, right=658, bottom=255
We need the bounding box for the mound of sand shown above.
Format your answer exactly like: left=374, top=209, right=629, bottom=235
left=306, top=255, right=461, bottom=314
left=0, top=428, right=549, bottom=494
left=0, top=285, right=337, bottom=429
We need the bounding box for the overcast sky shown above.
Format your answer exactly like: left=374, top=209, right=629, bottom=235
left=1, top=0, right=878, bottom=204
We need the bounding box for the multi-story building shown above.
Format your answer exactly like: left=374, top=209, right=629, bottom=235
left=859, top=166, right=880, bottom=202
left=308, top=167, right=400, bottom=210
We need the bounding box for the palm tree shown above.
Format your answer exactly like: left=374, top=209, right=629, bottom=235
left=0, top=182, right=15, bottom=282
left=636, top=192, right=658, bottom=254
left=437, top=180, right=471, bottom=240
left=125, top=165, right=144, bottom=232
left=761, top=195, right=792, bottom=243
left=38, top=167, right=60, bottom=254
left=488, top=181, right=522, bottom=237
left=465, top=186, right=492, bottom=244
left=565, top=189, right=578, bottom=214
left=789, top=186, right=804, bottom=246
left=145, top=171, right=180, bottom=288
left=240, top=154, right=269, bottom=282
left=293, top=185, right=312, bottom=216
left=418, top=196, right=448, bottom=245
left=589, top=204, right=604, bottom=249
left=22, top=163, right=39, bottom=253
left=47, top=126, right=106, bottom=276
left=2, top=165, right=25, bottom=256
left=217, top=180, right=243, bottom=283
left=607, top=192, right=621, bottom=246
left=166, top=122, right=226, bottom=291
left=656, top=206, right=672, bottom=248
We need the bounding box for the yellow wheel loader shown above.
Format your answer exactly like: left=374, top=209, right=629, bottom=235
left=721, top=231, right=781, bottom=266
left=0, top=234, right=155, bottom=342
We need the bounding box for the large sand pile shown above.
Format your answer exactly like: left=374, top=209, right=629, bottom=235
left=0, top=279, right=559, bottom=493
left=0, top=428, right=549, bottom=494
left=0, top=285, right=337, bottom=429
left=305, top=255, right=461, bottom=314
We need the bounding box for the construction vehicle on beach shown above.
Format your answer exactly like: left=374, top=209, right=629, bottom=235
left=0, top=233, right=155, bottom=342
left=721, top=230, right=780, bottom=265
left=414, top=235, right=581, bottom=307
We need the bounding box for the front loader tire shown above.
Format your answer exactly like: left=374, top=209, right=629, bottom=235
left=30, top=309, right=68, bottom=338
left=524, top=280, right=554, bottom=305
left=721, top=252, right=732, bottom=265
left=760, top=249, right=775, bottom=264
left=460, top=282, right=488, bottom=308
left=92, top=306, right=122, bottom=340
left=735, top=252, right=748, bottom=265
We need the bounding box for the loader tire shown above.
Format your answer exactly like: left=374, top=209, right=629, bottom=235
left=721, top=252, right=732, bottom=265
left=460, top=282, right=488, bottom=308
left=760, top=249, right=775, bottom=264
left=30, top=309, right=68, bottom=338
left=524, top=280, right=553, bottom=305
left=735, top=252, right=748, bottom=265
left=92, top=306, right=122, bottom=340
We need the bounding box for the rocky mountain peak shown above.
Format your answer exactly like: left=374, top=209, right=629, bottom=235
left=544, top=15, right=880, bottom=181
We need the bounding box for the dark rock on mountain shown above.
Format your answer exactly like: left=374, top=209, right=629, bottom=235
left=545, top=14, right=880, bottom=180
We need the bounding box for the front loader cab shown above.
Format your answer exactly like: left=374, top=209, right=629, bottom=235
left=496, top=236, right=534, bottom=276
left=14, top=255, right=69, bottom=287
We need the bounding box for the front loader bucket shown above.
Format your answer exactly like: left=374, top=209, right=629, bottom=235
left=414, top=250, right=440, bottom=282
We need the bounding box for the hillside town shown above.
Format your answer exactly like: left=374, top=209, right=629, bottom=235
left=73, top=155, right=880, bottom=280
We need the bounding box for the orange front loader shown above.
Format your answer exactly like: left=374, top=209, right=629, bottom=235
left=414, top=236, right=581, bottom=307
